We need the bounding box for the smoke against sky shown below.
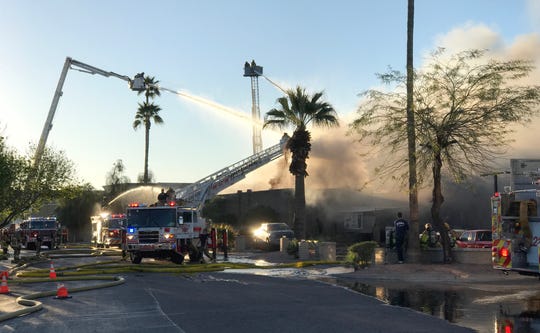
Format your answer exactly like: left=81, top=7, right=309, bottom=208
left=225, top=23, right=540, bottom=214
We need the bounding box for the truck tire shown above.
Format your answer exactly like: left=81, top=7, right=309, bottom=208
left=171, top=252, right=184, bottom=264
left=130, top=252, right=142, bottom=264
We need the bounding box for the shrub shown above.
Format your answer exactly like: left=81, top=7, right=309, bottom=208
left=346, top=241, right=378, bottom=270
left=287, top=239, right=299, bottom=257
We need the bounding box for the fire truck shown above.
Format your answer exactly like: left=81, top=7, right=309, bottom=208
left=492, top=159, right=540, bottom=276
left=19, top=216, right=60, bottom=250
left=124, top=138, right=288, bottom=264
left=91, top=213, right=126, bottom=248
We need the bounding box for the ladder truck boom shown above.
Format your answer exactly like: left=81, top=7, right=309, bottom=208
left=34, top=57, right=145, bottom=168
left=176, top=135, right=289, bottom=209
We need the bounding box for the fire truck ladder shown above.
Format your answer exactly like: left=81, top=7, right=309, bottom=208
left=175, top=137, right=288, bottom=209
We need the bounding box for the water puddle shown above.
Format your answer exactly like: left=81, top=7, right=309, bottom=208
left=332, top=278, right=540, bottom=333
left=219, top=264, right=540, bottom=333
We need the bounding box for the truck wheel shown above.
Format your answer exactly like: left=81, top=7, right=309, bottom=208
left=130, top=252, right=142, bottom=264
left=171, top=252, right=184, bottom=264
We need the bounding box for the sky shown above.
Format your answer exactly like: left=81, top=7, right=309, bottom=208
left=1, top=0, right=540, bottom=196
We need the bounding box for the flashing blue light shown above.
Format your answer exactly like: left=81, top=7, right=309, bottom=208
left=128, top=227, right=135, bottom=233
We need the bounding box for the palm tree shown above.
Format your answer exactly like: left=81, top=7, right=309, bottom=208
left=264, top=86, right=339, bottom=239
left=133, top=76, right=163, bottom=184
left=406, top=0, right=420, bottom=262
left=138, top=76, right=161, bottom=104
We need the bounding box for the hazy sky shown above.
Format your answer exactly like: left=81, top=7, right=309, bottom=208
left=1, top=0, right=539, bottom=192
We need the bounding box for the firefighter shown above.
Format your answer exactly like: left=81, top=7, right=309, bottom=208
left=393, top=212, right=409, bottom=264
left=1, top=230, right=9, bottom=255
left=420, top=223, right=435, bottom=249
left=444, top=222, right=457, bottom=248
left=157, top=188, right=168, bottom=205
left=10, top=231, right=22, bottom=263
left=198, top=228, right=213, bottom=263
left=35, top=234, right=42, bottom=256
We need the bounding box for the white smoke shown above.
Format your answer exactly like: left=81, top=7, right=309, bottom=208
left=224, top=24, right=540, bottom=211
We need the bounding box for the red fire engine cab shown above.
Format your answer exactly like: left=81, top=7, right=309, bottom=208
left=91, top=213, right=126, bottom=248
left=19, top=216, right=59, bottom=250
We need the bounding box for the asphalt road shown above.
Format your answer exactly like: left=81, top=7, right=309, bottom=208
left=0, top=253, right=475, bottom=333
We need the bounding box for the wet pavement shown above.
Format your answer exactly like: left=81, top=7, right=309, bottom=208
left=2, top=248, right=539, bottom=332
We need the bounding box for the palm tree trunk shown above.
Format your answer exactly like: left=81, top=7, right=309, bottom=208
left=406, top=0, right=420, bottom=262
left=294, top=174, right=306, bottom=240
left=144, top=124, right=150, bottom=184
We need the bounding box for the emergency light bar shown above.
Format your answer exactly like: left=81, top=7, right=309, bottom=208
left=128, top=202, right=149, bottom=207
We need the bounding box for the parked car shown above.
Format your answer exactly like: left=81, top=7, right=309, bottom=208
left=456, top=229, right=492, bottom=248
left=253, top=223, right=294, bottom=250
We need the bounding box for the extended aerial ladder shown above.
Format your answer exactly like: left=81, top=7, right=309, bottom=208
left=175, top=134, right=289, bottom=210
left=34, top=57, right=146, bottom=168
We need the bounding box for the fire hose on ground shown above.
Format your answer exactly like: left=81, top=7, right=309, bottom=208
left=1, top=247, right=338, bottom=322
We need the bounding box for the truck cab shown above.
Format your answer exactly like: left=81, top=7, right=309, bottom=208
left=19, top=217, right=59, bottom=250
left=124, top=202, right=206, bottom=264
left=91, top=214, right=126, bottom=248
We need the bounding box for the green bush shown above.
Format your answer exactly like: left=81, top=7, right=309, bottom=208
left=346, top=241, right=378, bottom=269
left=287, top=239, right=299, bottom=257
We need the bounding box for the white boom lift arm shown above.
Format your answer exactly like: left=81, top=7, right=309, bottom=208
left=34, top=57, right=145, bottom=168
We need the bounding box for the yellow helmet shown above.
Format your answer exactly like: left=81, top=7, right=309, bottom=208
left=444, top=222, right=450, bottom=230
left=425, top=223, right=432, bottom=229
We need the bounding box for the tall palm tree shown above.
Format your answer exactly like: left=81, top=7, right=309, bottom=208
left=406, top=0, right=420, bottom=261
left=133, top=76, right=163, bottom=184
left=264, top=86, right=339, bottom=239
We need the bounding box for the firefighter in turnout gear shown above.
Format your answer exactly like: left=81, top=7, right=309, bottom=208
left=1, top=230, right=9, bottom=255
left=10, top=231, right=22, bottom=263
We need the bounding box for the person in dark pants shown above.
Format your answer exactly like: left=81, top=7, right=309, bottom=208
left=393, top=212, right=409, bottom=264
left=198, top=228, right=213, bottom=263
left=36, top=234, right=42, bottom=256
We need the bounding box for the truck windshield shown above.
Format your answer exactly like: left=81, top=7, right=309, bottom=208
left=28, top=221, right=57, bottom=229
left=105, top=219, right=124, bottom=229
left=127, top=209, right=176, bottom=228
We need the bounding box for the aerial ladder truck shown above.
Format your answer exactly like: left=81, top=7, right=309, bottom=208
left=124, top=136, right=289, bottom=264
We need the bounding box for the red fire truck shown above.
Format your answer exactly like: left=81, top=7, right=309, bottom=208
left=19, top=217, right=59, bottom=250
left=492, top=159, right=540, bottom=276
left=91, top=213, right=126, bottom=248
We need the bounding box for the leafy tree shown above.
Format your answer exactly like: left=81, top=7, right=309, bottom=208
left=56, top=183, right=101, bottom=242
left=350, top=49, right=540, bottom=263
left=201, top=196, right=238, bottom=226
left=242, top=205, right=280, bottom=226
left=0, top=136, right=25, bottom=225
left=133, top=75, right=163, bottom=184
left=0, top=144, right=79, bottom=228
left=136, top=170, right=155, bottom=184
left=104, top=159, right=131, bottom=203
left=264, top=86, right=339, bottom=239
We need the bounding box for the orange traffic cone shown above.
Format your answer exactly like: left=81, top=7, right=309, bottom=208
left=54, top=283, right=71, bottom=299
left=0, top=272, right=9, bottom=294
left=49, top=261, right=57, bottom=279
